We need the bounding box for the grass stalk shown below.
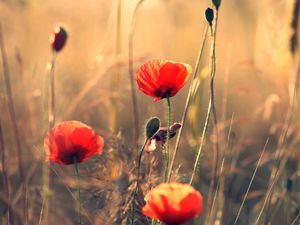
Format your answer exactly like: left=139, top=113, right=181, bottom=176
left=41, top=52, right=57, bottom=225
left=109, top=0, right=122, bottom=132
left=261, top=59, right=300, bottom=224
left=74, top=158, right=83, bottom=225
left=233, top=139, right=268, bottom=225
left=167, top=25, right=208, bottom=182
left=0, top=22, right=27, bottom=225
left=131, top=138, right=148, bottom=225
left=128, top=0, right=145, bottom=155
left=189, top=7, right=220, bottom=186
left=164, top=96, right=171, bottom=182
left=291, top=211, right=300, bottom=225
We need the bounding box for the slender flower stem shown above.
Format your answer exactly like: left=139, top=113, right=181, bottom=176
left=189, top=99, right=212, bottom=185
left=205, top=8, right=220, bottom=225
left=167, top=25, right=208, bottom=182
left=49, top=53, right=57, bottom=128
left=164, top=96, right=171, bottom=182
left=42, top=52, right=57, bottom=225
left=128, top=0, right=144, bottom=155
left=131, top=138, right=148, bottom=225
left=190, top=8, right=220, bottom=186
left=0, top=22, right=27, bottom=225
left=74, top=158, right=83, bottom=225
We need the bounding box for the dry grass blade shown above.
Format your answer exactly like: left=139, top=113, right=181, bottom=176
left=209, top=158, right=225, bottom=225
left=128, top=0, right=145, bottom=155
left=233, top=138, right=269, bottom=225
left=290, top=211, right=300, bottom=225
left=0, top=22, right=27, bottom=225
left=167, top=25, right=208, bottom=182
left=263, top=58, right=300, bottom=224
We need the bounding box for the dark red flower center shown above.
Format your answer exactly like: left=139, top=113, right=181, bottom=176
left=154, top=84, right=177, bottom=98
left=60, top=146, right=87, bottom=164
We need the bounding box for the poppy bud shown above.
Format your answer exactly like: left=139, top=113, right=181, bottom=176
left=50, top=25, right=67, bottom=52
left=205, top=8, right=214, bottom=26
left=212, top=0, right=221, bottom=10
left=146, top=117, right=160, bottom=139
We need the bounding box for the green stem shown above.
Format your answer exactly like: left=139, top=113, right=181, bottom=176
left=131, top=138, right=148, bottom=225
left=189, top=99, right=212, bottom=185
left=167, top=25, right=208, bottom=182
left=74, top=158, right=83, bottom=225
left=164, top=96, right=171, bottom=182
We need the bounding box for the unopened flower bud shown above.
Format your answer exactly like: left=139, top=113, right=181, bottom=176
left=146, top=117, right=160, bottom=139
left=50, top=25, right=67, bottom=52
left=205, top=8, right=214, bottom=26
left=212, top=0, right=221, bottom=10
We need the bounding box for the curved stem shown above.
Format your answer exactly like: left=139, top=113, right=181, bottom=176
left=74, top=158, right=83, bottom=225
left=167, top=25, right=208, bottom=182
left=164, top=96, right=171, bottom=182
left=189, top=99, right=212, bottom=185
left=205, top=10, right=220, bottom=225
left=42, top=52, right=57, bottom=225
left=128, top=0, right=144, bottom=157
left=190, top=8, right=220, bottom=186
left=131, top=138, right=148, bottom=225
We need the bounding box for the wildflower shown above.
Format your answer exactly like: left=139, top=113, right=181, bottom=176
left=44, top=121, right=104, bottom=165
left=50, top=25, right=68, bottom=52
left=142, top=182, right=203, bottom=225
left=145, top=123, right=181, bottom=152
left=135, top=60, right=192, bottom=101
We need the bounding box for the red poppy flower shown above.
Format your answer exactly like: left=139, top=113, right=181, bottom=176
left=50, top=25, right=68, bottom=52
left=44, top=121, right=104, bottom=165
left=142, top=182, right=203, bottom=225
left=135, top=60, right=192, bottom=101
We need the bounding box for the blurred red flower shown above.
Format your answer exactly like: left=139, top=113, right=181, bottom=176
left=44, top=121, right=104, bottom=165
left=142, top=182, right=203, bottom=225
left=50, top=25, right=67, bottom=52
left=135, top=60, right=192, bottom=101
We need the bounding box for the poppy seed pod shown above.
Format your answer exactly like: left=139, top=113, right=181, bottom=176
left=50, top=25, right=68, bottom=52
left=205, top=8, right=214, bottom=26
left=212, top=0, right=221, bottom=9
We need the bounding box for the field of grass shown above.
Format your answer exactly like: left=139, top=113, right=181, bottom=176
left=0, top=0, right=299, bottom=225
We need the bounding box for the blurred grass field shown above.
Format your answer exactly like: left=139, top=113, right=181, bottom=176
left=0, top=0, right=299, bottom=225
